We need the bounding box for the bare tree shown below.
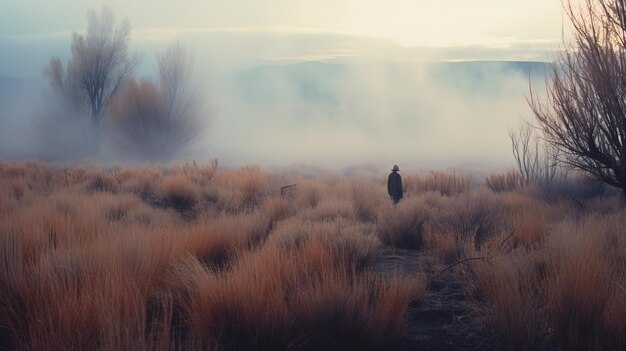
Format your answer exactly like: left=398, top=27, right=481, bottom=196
left=108, top=42, right=201, bottom=161
left=509, top=123, right=566, bottom=189
left=530, top=0, right=626, bottom=197
left=157, top=42, right=201, bottom=157
left=510, top=124, right=536, bottom=186
left=45, top=7, right=134, bottom=152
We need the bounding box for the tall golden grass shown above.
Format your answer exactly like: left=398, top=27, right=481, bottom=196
left=0, top=160, right=624, bottom=350
left=0, top=161, right=421, bottom=350
left=484, top=170, right=524, bottom=193
left=460, top=204, right=625, bottom=350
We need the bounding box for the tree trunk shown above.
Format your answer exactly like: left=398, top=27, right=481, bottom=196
left=91, top=121, right=102, bottom=157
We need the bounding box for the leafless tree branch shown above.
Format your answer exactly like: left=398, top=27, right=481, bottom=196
left=43, top=6, right=135, bottom=154
left=108, top=42, right=203, bottom=161
left=530, top=0, right=626, bottom=197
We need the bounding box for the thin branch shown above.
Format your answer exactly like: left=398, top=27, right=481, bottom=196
left=429, top=256, right=495, bottom=280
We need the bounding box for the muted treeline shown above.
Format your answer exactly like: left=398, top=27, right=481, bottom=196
left=39, top=7, right=202, bottom=162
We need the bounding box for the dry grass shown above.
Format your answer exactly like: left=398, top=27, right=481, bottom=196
left=510, top=206, right=548, bottom=248
left=160, top=173, right=199, bottom=209
left=377, top=199, right=430, bottom=249
left=263, top=194, right=293, bottom=223
left=467, top=248, right=550, bottom=350
left=299, top=198, right=356, bottom=222
left=295, top=180, right=323, bottom=209
left=214, top=165, right=269, bottom=210
left=424, top=230, right=468, bottom=265
left=430, top=189, right=510, bottom=249
left=0, top=160, right=624, bottom=350
left=484, top=170, right=524, bottom=193
left=184, top=241, right=417, bottom=351
left=340, top=178, right=384, bottom=222
left=403, top=171, right=471, bottom=196
left=267, top=218, right=381, bottom=269
left=0, top=161, right=417, bottom=350
left=545, top=219, right=624, bottom=351
left=461, top=207, right=626, bottom=350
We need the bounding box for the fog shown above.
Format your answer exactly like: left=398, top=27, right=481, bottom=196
left=0, top=27, right=551, bottom=171
left=213, top=55, right=549, bottom=166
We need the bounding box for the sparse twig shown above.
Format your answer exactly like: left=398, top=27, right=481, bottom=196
left=430, top=230, right=513, bottom=280
left=429, top=256, right=494, bottom=280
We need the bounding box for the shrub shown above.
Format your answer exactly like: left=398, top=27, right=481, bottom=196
left=510, top=207, right=548, bottom=247
left=214, top=166, right=269, bottom=210
left=465, top=211, right=626, bottom=351
left=295, top=181, right=323, bottom=209
left=263, top=195, right=292, bottom=223
left=469, top=249, right=550, bottom=350
left=4, top=160, right=625, bottom=351
left=403, top=171, right=471, bottom=196
left=546, top=225, right=617, bottom=351
left=484, top=170, right=524, bottom=193
left=118, top=168, right=160, bottom=198
left=184, top=242, right=416, bottom=351
left=340, top=179, right=383, bottom=222
left=185, top=247, right=293, bottom=350
left=87, top=173, right=119, bottom=193
left=299, top=198, right=355, bottom=222
left=161, top=174, right=199, bottom=209
left=377, top=200, right=430, bottom=249
left=425, top=230, right=467, bottom=264
left=433, top=189, right=509, bottom=249
left=267, top=218, right=380, bottom=269
left=107, top=43, right=201, bottom=162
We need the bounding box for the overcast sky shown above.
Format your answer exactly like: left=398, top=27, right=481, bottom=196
left=0, top=1, right=575, bottom=169
left=1, top=0, right=574, bottom=73
left=0, top=0, right=568, bottom=45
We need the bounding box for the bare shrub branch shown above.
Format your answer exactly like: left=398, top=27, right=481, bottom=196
left=41, top=7, right=135, bottom=156
left=108, top=42, right=202, bottom=161
left=509, top=123, right=568, bottom=192
left=530, top=0, right=626, bottom=196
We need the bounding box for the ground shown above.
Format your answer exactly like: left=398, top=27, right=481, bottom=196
left=372, top=248, right=496, bottom=350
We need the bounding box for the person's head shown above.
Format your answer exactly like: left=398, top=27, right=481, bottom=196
left=392, top=165, right=400, bottom=172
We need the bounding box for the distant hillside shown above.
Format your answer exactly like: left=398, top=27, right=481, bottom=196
left=433, top=61, right=549, bottom=77
left=234, top=62, right=347, bottom=105
left=232, top=61, right=550, bottom=105
left=1, top=61, right=552, bottom=165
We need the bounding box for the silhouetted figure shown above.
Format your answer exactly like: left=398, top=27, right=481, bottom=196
left=387, top=165, right=403, bottom=205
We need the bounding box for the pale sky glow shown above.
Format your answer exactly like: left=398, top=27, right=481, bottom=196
left=0, top=0, right=578, bottom=168
left=1, top=0, right=570, bottom=47
left=0, top=0, right=578, bottom=74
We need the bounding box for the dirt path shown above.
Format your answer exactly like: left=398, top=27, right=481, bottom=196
left=372, top=248, right=496, bottom=350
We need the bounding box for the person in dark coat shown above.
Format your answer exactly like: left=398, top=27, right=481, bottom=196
left=387, top=165, right=403, bottom=204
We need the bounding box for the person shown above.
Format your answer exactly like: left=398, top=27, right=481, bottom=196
left=387, top=165, right=403, bottom=205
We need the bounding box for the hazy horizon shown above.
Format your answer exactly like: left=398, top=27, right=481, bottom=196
left=0, top=1, right=573, bottom=170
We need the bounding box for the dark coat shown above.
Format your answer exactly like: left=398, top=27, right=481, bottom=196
left=387, top=171, right=403, bottom=199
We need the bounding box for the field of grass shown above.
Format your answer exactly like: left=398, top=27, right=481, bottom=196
left=0, top=160, right=624, bottom=350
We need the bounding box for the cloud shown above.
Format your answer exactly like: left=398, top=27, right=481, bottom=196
left=131, top=28, right=559, bottom=64
left=1, top=27, right=550, bottom=170
left=195, top=59, right=548, bottom=170
left=1, top=27, right=559, bottom=78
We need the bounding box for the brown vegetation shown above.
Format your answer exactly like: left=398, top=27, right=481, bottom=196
left=107, top=42, right=201, bottom=162
left=0, top=161, right=419, bottom=350
left=0, top=160, right=624, bottom=350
